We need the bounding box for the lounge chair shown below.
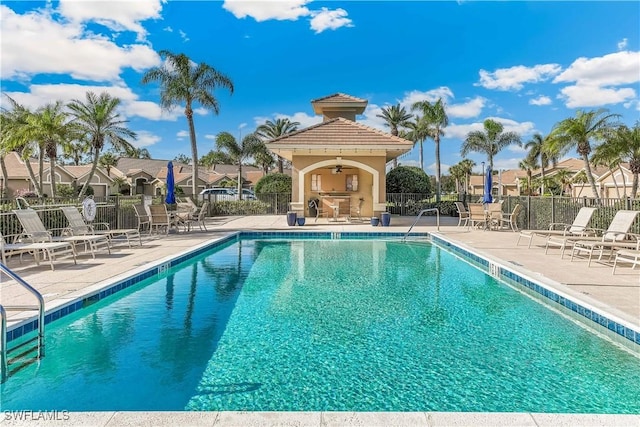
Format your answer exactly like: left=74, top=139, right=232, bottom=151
left=499, top=204, right=523, bottom=232
left=545, top=209, right=638, bottom=259
left=13, top=208, right=111, bottom=259
left=612, top=243, right=640, bottom=274
left=349, top=198, right=365, bottom=222
left=191, top=201, right=209, bottom=231
left=454, top=202, right=469, bottom=227
left=1, top=232, right=76, bottom=270
left=569, top=210, right=640, bottom=266
left=518, top=207, right=598, bottom=248
left=467, top=203, right=488, bottom=230
left=60, top=206, right=142, bottom=247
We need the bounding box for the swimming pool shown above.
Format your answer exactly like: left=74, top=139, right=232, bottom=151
left=2, top=237, right=640, bottom=413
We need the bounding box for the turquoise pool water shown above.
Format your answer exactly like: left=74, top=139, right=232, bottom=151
left=2, top=238, right=639, bottom=413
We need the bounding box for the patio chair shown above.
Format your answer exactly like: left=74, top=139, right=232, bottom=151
left=467, top=203, right=488, bottom=230
left=569, top=210, right=640, bottom=266
left=60, top=206, right=142, bottom=247
left=486, top=203, right=503, bottom=230
left=191, top=201, right=209, bottom=232
left=148, top=204, right=171, bottom=234
left=1, top=232, right=76, bottom=270
left=545, top=209, right=639, bottom=259
left=349, top=198, right=365, bottom=222
left=454, top=202, right=469, bottom=227
left=133, top=204, right=151, bottom=234
left=612, top=242, right=640, bottom=274
left=309, top=199, right=326, bottom=223
left=13, top=209, right=110, bottom=259
left=499, top=204, right=523, bottom=232
left=517, top=207, right=598, bottom=248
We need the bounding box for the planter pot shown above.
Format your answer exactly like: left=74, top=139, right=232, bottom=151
left=286, top=211, right=297, bottom=226
left=370, top=217, right=380, bottom=226
left=380, top=212, right=391, bottom=227
left=296, top=217, right=306, bottom=226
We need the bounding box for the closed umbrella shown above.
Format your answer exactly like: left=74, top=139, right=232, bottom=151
left=482, top=166, right=493, bottom=204
left=165, top=161, right=176, bottom=205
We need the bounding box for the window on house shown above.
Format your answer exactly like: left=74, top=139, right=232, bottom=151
left=311, top=174, right=321, bottom=191
left=346, top=174, right=358, bottom=191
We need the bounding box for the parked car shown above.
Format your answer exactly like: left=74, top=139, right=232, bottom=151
left=228, top=188, right=257, bottom=200
left=198, top=187, right=236, bottom=201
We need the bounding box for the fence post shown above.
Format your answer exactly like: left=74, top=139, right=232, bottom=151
left=626, top=196, right=632, bottom=210
left=527, top=196, right=531, bottom=229
left=115, top=196, right=121, bottom=229
left=275, top=193, right=278, bottom=215
left=551, top=195, right=555, bottom=225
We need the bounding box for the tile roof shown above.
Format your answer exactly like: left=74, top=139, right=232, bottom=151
left=266, top=117, right=414, bottom=147
left=310, top=93, right=368, bottom=104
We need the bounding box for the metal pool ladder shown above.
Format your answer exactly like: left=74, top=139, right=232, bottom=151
left=403, top=208, right=440, bottom=241
left=0, top=264, right=45, bottom=383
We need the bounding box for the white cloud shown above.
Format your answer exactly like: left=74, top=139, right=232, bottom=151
left=557, top=85, right=636, bottom=108
left=238, top=123, right=248, bottom=129
left=618, top=38, right=628, bottom=50
left=400, top=87, right=454, bottom=109
left=529, top=95, right=552, bottom=106
left=194, top=107, right=209, bottom=116
left=132, top=130, right=161, bottom=148
left=477, top=64, right=562, bottom=91
left=507, top=144, right=527, bottom=153
left=176, top=130, right=189, bottom=139
left=204, top=134, right=217, bottom=140
left=254, top=112, right=322, bottom=130
left=310, top=8, right=352, bottom=33
left=554, top=51, right=640, bottom=87
left=493, top=158, right=524, bottom=171
left=222, top=0, right=311, bottom=22
left=2, top=83, right=181, bottom=121
left=58, top=0, right=163, bottom=41
left=164, top=26, right=173, bottom=32
left=179, top=30, right=189, bottom=42
left=447, top=97, right=486, bottom=119
left=445, top=117, right=535, bottom=140
left=0, top=5, right=160, bottom=83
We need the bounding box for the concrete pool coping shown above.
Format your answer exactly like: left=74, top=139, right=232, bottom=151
left=1, top=215, right=639, bottom=425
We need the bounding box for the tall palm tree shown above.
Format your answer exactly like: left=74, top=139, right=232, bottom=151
left=67, top=91, right=137, bottom=198
left=525, top=133, right=558, bottom=196
left=591, top=140, right=625, bottom=199
left=29, top=101, right=74, bottom=198
left=142, top=50, right=234, bottom=196
left=99, top=152, right=118, bottom=177
left=459, top=159, right=476, bottom=196
left=215, top=131, right=263, bottom=199
left=61, top=138, right=91, bottom=165
left=412, top=98, right=448, bottom=201
left=461, top=119, right=521, bottom=170
left=256, top=118, right=299, bottom=173
left=404, top=115, right=431, bottom=171
left=0, top=97, right=43, bottom=196
left=448, top=164, right=465, bottom=194
left=553, top=169, right=573, bottom=196
left=547, top=109, right=620, bottom=203
left=253, top=142, right=276, bottom=175
left=377, top=104, right=413, bottom=169
left=592, top=122, right=640, bottom=198
left=124, top=146, right=152, bottom=159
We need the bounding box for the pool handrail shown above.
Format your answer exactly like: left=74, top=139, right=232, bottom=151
left=0, top=263, right=45, bottom=383
left=403, top=208, right=439, bottom=241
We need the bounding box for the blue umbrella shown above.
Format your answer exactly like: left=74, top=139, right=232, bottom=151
left=482, top=166, right=493, bottom=204
left=165, top=161, right=176, bottom=204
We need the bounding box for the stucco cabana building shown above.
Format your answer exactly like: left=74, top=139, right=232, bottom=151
left=267, top=94, right=413, bottom=220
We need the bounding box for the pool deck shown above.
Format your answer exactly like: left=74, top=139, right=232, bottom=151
left=1, top=214, right=639, bottom=426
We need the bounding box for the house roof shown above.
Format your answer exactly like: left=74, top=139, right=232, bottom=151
left=266, top=117, right=414, bottom=148
left=310, top=93, right=368, bottom=116
left=310, top=93, right=368, bottom=104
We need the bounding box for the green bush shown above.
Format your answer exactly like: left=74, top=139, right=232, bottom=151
left=386, top=166, right=431, bottom=194
left=255, top=173, right=292, bottom=194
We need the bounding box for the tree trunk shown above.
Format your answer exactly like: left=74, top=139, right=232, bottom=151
left=392, top=158, right=398, bottom=169
left=540, top=165, right=546, bottom=196
left=23, top=156, right=41, bottom=196
left=38, top=149, right=45, bottom=197
left=632, top=173, right=638, bottom=199
left=186, top=102, right=199, bottom=197
left=611, top=167, right=621, bottom=199
left=618, top=165, right=627, bottom=198
left=419, top=141, right=424, bottom=171
left=237, top=164, right=243, bottom=200
left=278, top=156, right=284, bottom=174
left=49, top=157, right=57, bottom=199
left=435, top=136, right=441, bottom=202
left=0, top=156, right=8, bottom=197
left=582, top=153, right=601, bottom=203
left=79, top=149, right=100, bottom=198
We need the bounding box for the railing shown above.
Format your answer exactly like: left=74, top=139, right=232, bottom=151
left=0, top=264, right=45, bottom=383
left=403, top=208, right=440, bottom=241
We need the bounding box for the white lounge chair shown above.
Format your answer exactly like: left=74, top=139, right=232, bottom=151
left=13, top=208, right=111, bottom=259
left=454, top=202, right=469, bottom=227
left=60, top=206, right=142, bottom=247
left=1, top=232, right=76, bottom=270
left=517, top=207, right=598, bottom=248
left=148, top=204, right=171, bottom=234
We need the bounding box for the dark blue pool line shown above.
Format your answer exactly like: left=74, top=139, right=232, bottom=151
left=7, top=231, right=637, bottom=349
left=431, top=234, right=640, bottom=347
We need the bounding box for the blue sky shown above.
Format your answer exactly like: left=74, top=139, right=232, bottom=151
left=2, top=1, right=639, bottom=174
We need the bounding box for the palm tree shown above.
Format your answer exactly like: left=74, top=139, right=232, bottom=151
left=215, top=131, right=263, bottom=199
left=142, top=50, right=234, bottom=196
left=461, top=119, right=521, bottom=170
left=29, top=101, right=75, bottom=198
left=553, top=169, right=573, bottom=196
left=591, top=140, right=625, bottom=199
left=448, top=164, right=465, bottom=194
left=572, top=170, right=589, bottom=197
left=412, top=98, right=448, bottom=201
left=376, top=104, right=413, bottom=169
left=253, top=142, right=276, bottom=175
left=593, top=122, right=640, bottom=198
left=459, top=159, right=476, bottom=196
left=99, top=152, right=118, bottom=177
left=125, top=147, right=152, bottom=159
left=66, top=91, right=137, bottom=198
left=256, top=118, right=299, bottom=173
left=199, top=150, right=233, bottom=168
left=525, top=133, right=558, bottom=196
left=61, top=138, right=91, bottom=165
left=404, top=115, right=431, bottom=171
left=519, top=155, right=538, bottom=195
left=0, top=97, right=43, bottom=196
left=547, top=109, right=620, bottom=203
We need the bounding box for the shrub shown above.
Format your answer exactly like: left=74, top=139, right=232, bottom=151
left=386, top=166, right=431, bottom=194
left=255, top=173, right=292, bottom=194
